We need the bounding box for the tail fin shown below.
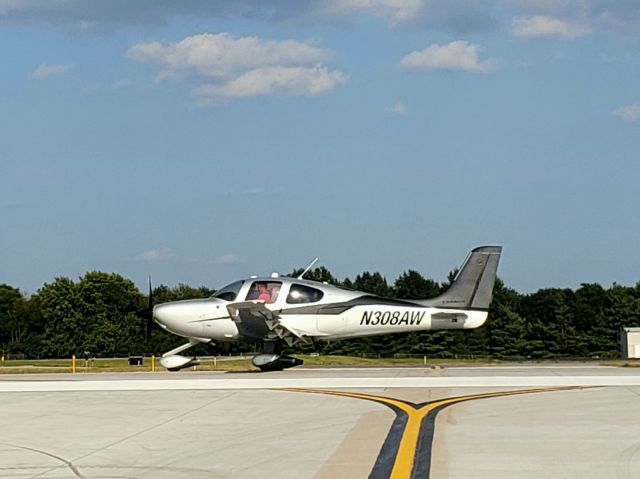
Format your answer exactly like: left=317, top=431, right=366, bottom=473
left=421, top=246, right=502, bottom=310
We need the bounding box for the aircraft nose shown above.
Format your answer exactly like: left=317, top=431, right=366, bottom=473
left=153, top=304, right=177, bottom=330
left=153, top=299, right=222, bottom=336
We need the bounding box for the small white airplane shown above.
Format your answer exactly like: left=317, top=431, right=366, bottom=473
left=152, top=246, right=502, bottom=371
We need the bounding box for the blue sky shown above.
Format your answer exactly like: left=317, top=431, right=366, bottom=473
left=1, top=1, right=639, bottom=295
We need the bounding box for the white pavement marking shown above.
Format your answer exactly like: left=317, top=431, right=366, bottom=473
left=439, top=365, right=613, bottom=370
left=296, top=370, right=614, bottom=374
left=1, top=376, right=640, bottom=392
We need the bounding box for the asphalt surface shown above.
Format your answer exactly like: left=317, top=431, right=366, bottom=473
left=1, top=364, right=639, bottom=478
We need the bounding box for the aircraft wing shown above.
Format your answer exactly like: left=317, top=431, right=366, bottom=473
left=226, top=301, right=309, bottom=346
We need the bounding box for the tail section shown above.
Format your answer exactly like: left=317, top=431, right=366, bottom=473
left=421, top=246, right=502, bottom=310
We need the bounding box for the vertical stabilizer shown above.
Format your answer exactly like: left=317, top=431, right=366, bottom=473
left=420, top=246, right=502, bottom=310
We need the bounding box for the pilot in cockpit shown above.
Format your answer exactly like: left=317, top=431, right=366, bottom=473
left=257, top=283, right=271, bottom=302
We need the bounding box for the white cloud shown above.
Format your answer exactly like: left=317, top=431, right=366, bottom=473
left=511, top=15, right=592, bottom=39
left=0, top=0, right=32, bottom=14
left=321, top=0, right=426, bottom=27
left=128, top=33, right=346, bottom=101
left=508, top=0, right=640, bottom=34
left=214, top=254, right=240, bottom=265
left=134, top=248, right=173, bottom=262
left=300, top=0, right=498, bottom=31
left=194, top=65, right=347, bottom=100
left=128, top=33, right=329, bottom=80
left=388, top=101, right=407, bottom=115
left=2, top=1, right=640, bottom=36
left=613, top=104, right=640, bottom=122
left=0, top=0, right=489, bottom=32
left=31, top=63, right=74, bottom=79
left=399, top=41, right=495, bottom=73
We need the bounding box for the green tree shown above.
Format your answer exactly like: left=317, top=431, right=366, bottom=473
left=518, top=288, right=577, bottom=358
left=288, top=266, right=339, bottom=285
left=0, top=285, right=23, bottom=353
left=485, top=279, right=526, bottom=357
left=36, top=277, right=84, bottom=357
left=392, top=271, right=442, bottom=356
left=151, top=283, right=214, bottom=304
left=573, top=283, right=608, bottom=356
left=5, top=262, right=640, bottom=360
left=351, top=272, right=392, bottom=297
left=34, top=273, right=149, bottom=358
left=77, top=272, right=143, bottom=356
left=393, top=270, right=440, bottom=299
left=21, top=293, right=45, bottom=357
left=601, top=284, right=640, bottom=357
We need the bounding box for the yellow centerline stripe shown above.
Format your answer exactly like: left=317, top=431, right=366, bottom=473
left=389, top=388, right=573, bottom=478
left=417, top=387, right=571, bottom=413
left=281, top=388, right=416, bottom=414
left=388, top=408, right=425, bottom=478
left=280, top=387, right=581, bottom=479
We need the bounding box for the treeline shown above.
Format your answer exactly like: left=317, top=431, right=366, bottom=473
left=1, top=268, right=639, bottom=359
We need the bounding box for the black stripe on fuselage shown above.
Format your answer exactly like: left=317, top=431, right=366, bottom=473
left=280, top=296, right=488, bottom=315
left=281, top=296, right=423, bottom=315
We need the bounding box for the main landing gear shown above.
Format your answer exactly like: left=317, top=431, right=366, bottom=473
left=158, top=338, right=303, bottom=372
left=251, top=341, right=303, bottom=372
left=252, top=354, right=303, bottom=371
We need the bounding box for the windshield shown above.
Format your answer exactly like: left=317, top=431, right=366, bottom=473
left=211, top=280, right=244, bottom=301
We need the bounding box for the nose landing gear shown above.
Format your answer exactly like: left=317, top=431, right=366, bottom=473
left=159, top=338, right=208, bottom=371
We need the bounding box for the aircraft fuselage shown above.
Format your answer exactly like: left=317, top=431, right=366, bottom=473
left=151, top=246, right=502, bottom=371
left=153, top=280, right=488, bottom=343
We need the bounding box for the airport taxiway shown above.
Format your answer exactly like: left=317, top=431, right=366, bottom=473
left=1, top=364, right=639, bottom=478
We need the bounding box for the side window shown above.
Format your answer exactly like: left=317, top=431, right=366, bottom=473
left=246, top=281, right=282, bottom=304
left=286, top=284, right=324, bottom=304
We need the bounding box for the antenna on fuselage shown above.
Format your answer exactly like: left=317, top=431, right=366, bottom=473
left=298, top=257, right=319, bottom=279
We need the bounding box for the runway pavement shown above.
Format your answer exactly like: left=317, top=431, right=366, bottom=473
left=1, top=364, right=639, bottom=478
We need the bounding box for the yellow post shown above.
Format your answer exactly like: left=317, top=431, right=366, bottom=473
left=1, top=355, right=4, bottom=366
left=72, top=355, right=76, bottom=374
left=151, top=355, right=155, bottom=372
left=423, top=355, right=427, bottom=366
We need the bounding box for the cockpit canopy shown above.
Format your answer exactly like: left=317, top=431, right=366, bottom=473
left=210, top=278, right=326, bottom=305
left=211, top=280, right=244, bottom=301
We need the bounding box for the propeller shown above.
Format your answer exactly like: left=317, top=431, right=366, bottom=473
left=136, top=275, right=154, bottom=342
